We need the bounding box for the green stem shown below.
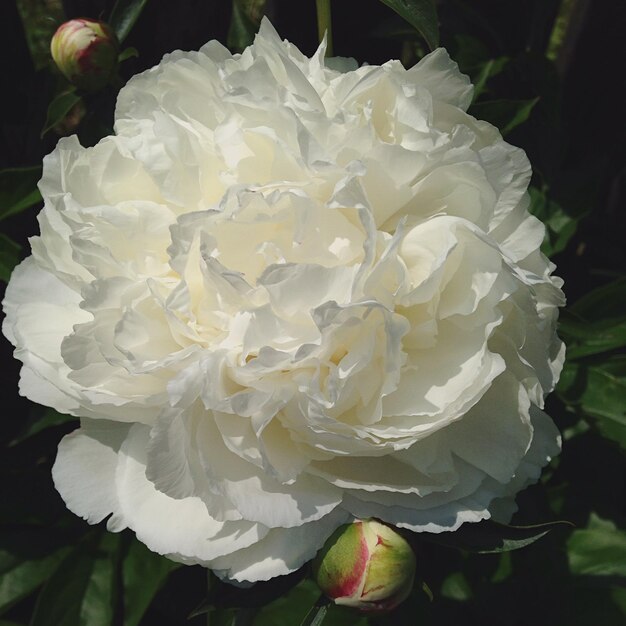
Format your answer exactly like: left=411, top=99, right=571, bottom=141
left=315, top=0, right=333, bottom=57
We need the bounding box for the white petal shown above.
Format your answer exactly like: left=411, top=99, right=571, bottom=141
left=114, top=424, right=267, bottom=563
left=195, top=416, right=342, bottom=528
left=211, top=506, right=351, bottom=583
left=52, top=419, right=129, bottom=524
left=445, top=372, right=533, bottom=483
left=406, top=48, right=473, bottom=110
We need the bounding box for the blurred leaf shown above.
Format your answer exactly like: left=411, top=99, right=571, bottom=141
left=594, top=417, right=626, bottom=452
left=611, top=587, right=626, bottom=615
left=546, top=0, right=578, bottom=63
left=0, top=528, right=76, bottom=565
left=559, top=315, right=626, bottom=360
left=15, top=0, right=65, bottom=70
left=0, top=235, right=21, bottom=283
left=490, top=551, right=513, bottom=583
left=425, top=519, right=571, bottom=553
left=0, top=547, right=70, bottom=614
left=558, top=357, right=626, bottom=449
left=440, top=571, right=473, bottom=601
left=232, top=608, right=258, bottom=626
left=470, top=97, right=539, bottom=136
left=452, top=34, right=490, bottom=71
left=558, top=280, right=626, bottom=359
left=30, top=533, right=120, bottom=626
left=0, top=166, right=42, bottom=221
left=193, top=569, right=306, bottom=615
left=118, top=47, right=139, bottom=62
left=10, top=409, right=77, bottom=446
left=41, top=89, right=82, bottom=138
left=471, top=57, right=509, bottom=102
left=254, top=580, right=324, bottom=626
left=568, top=513, right=626, bottom=578
left=421, top=581, right=433, bottom=602
left=569, top=278, right=626, bottom=321
left=0, top=527, right=78, bottom=615
left=528, top=186, right=580, bottom=257
left=560, top=358, right=626, bottom=423
left=378, top=0, right=439, bottom=50
left=299, top=595, right=329, bottom=626
left=109, top=0, right=150, bottom=43
left=228, top=0, right=267, bottom=53
left=122, top=539, right=178, bottom=626
left=370, top=15, right=424, bottom=40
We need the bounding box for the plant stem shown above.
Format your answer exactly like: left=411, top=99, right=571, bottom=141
left=315, top=0, right=333, bottom=57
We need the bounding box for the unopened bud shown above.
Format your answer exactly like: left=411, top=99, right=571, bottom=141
left=313, top=520, right=416, bottom=612
left=50, top=19, right=118, bottom=92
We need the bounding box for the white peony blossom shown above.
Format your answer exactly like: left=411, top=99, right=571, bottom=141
left=2, top=19, right=564, bottom=583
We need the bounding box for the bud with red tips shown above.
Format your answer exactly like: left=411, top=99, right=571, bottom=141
left=50, top=18, right=119, bottom=92
left=313, top=520, right=416, bottom=611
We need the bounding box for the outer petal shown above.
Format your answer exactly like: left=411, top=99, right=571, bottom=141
left=210, top=506, right=351, bottom=583
left=52, top=418, right=129, bottom=523
left=406, top=48, right=473, bottom=110
left=2, top=258, right=89, bottom=413
left=111, top=424, right=268, bottom=564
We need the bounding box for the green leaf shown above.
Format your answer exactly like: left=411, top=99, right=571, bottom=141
left=254, top=580, right=320, bottom=626
left=0, top=547, right=70, bottom=614
left=378, top=0, right=439, bottom=50
left=528, top=186, right=580, bottom=257
left=471, top=57, right=509, bottom=102
left=0, top=234, right=21, bottom=283
left=30, top=533, right=120, bottom=626
left=594, top=417, right=626, bottom=452
left=10, top=409, right=77, bottom=446
left=559, top=357, right=626, bottom=450
left=299, top=596, right=330, bottom=626
left=41, top=90, right=82, bottom=139
left=118, top=47, right=139, bottom=62
left=192, top=569, right=305, bottom=616
left=370, top=16, right=425, bottom=41
left=440, top=571, right=473, bottom=601
left=15, top=0, right=65, bottom=70
left=558, top=280, right=626, bottom=362
left=490, top=551, right=513, bottom=583
left=0, top=527, right=77, bottom=614
left=109, top=0, right=150, bottom=43
left=569, top=278, right=626, bottom=322
left=122, top=539, right=178, bottom=626
left=228, top=0, right=267, bottom=53
left=560, top=358, right=626, bottom=423
left=232, top=608, right=260, bottom=626
left=611, top=587, right=626, bottom=615
left=425, top=519, right=572, bottom=553
left=568, top=514, right=626, bottom=578
left=469, top=97, right=539, bottom=136
left=559, top=315, right=626, bottom=360
left=0, top=166, right=42, bottom=221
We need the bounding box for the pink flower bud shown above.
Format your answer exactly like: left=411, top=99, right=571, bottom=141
left=313, top=520, right=416, bottom=612
left=50, top=19, right=118, bottom=92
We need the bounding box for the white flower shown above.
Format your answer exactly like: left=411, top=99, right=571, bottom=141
left=2, top=19, right=564, bottom=584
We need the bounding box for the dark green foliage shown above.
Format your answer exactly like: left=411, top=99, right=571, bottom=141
left=377, top=0, right=439, bottom=49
